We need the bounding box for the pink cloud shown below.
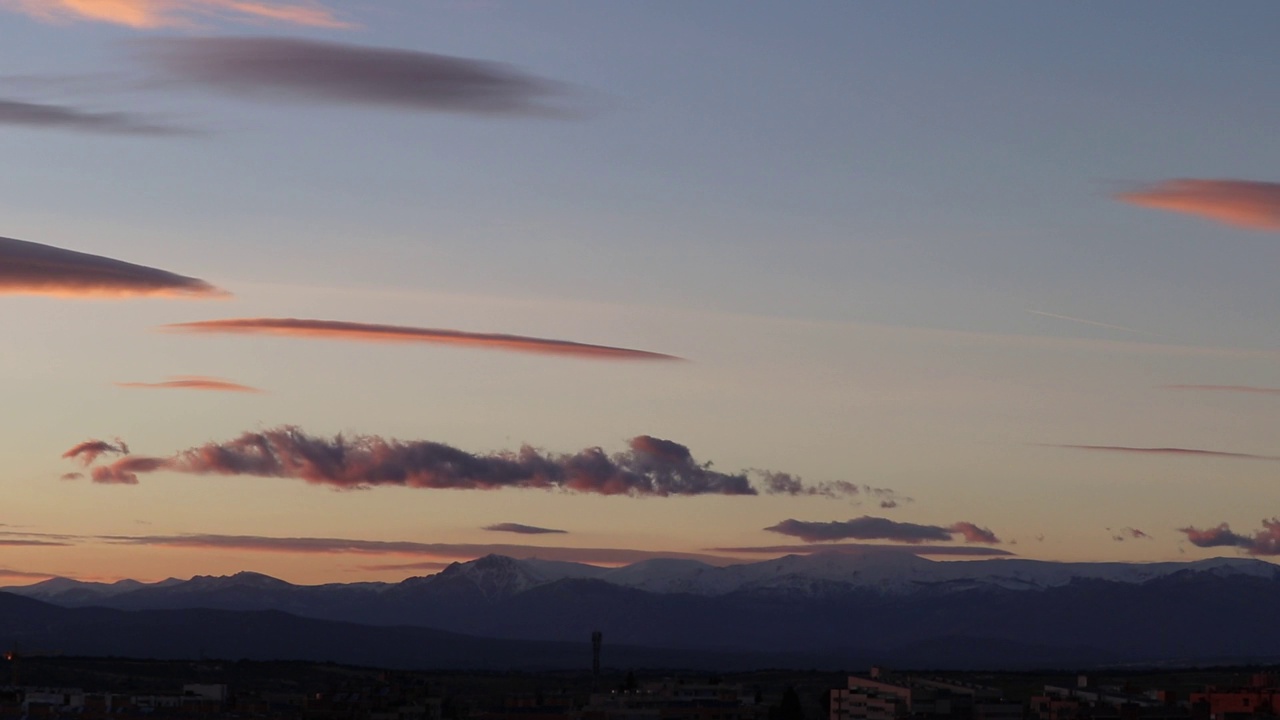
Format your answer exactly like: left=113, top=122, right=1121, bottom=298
left=61, top=438, right=129, bottom=466
left=1180, top=519, right=1280, bottom=555
left=1116, top=179, right=1280, bottom=231
left=2, top=0, right=350, bottom=29
left=115, top=375, right=263, bottom=393
left=162, top=317, right=681, bottom=361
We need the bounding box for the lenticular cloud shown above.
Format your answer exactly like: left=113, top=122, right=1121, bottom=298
left=162, top=317, right=680, bottom=360
left=0, top=236, right=227, bottom=299
left=63, top=426, right=860, bottom=498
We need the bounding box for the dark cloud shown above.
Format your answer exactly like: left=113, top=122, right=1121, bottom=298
left=139, top=36, right=566, bottom=116
left=707, top=543, right=1014, bottom=557
left=0, top=539, right=72, bottom=547
left=765, top=517, right=953, bottom=544
left=61, top=439, right=130, bottom=466
left=1180, top=519, right=1280, bottom=555
left=483, top=523, right=567, bottom=535
left=101, top=533, right=737, bottom=565
left=1116, top=179, right=1280, bottom=231
left=161, top=317, right=680, bottom=361
left=116, top=375, right=263, bottom=393
left=64, top=426, right=852, bottom=498
left=0, top=98, right=188, bottom=135
left=1110, top=527, right=1151, bottom=542
left=1, top=235, right=228, bottom=299
left=765, top=516, right=1002, bottom=545
left=1161, top=385, right=1280, bottom=395
left=1048, top=444, right=1278, bottom=461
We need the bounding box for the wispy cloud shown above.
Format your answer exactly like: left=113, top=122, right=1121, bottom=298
left=1116, top=179, right=1280, bottom=231
left=764, top=516, right=1001, bottom=544
left=115, top=375, right=263, bottom=393
left=1161, top=384, right=1280, bottom=396
left=1026, top=309, right=1152, bottom=336
left=2, top=0, right=350, bottom=29
left=139, top=36, right=566, bottom=116
left=0, top=567, right=58, bottom=580
left=707, top=543, right=1014, bottom=557
left=161, top=318, right=680, bottom=361
left=483, top=523, right=567, bottom=535
left=0, top=539, right=73, bottom=547
left=101, top=533, right=738, bottom=565
left=61, top=438, right=130, bottom=466
left=1048, top=444, right=1280, bottom=461
left=1109, top=527, right=1151, bottom=542
left=1180, top=519, right=1280, bottom=556
left=64, top=426, right=857, bottom=497
left=0, top=98, right=190, bottom=135
left=1, top=235, right=227, bottom=299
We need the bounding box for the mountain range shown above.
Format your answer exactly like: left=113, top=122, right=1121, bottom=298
left=5, top=551, right=1278, bottom=670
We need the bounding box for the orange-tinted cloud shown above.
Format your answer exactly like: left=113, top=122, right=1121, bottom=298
left=1050, top=444, right=1279, bottom=461
left=2, top=0, right=349, bottom=29
left=1, top=235, right=227, bottom=299
left=162, top=317, right=680, bottom=361
left=1162, top=385, right=1280, bottom=395
left=764, top=516, right=1001, bottom=544
left=1180, top=519, right=1280, bottom=556
left=1116, top=179, right=1280, bottom=230
left=115, top=375, right=262, bottom=393
left=64, top=426, right=854, bottom=498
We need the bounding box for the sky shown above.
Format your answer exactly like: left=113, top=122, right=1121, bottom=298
left=2, top=0, right=1279, bottom=585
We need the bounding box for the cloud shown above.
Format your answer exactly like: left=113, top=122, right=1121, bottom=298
left=161, top=318, right=680, bottom=361
left=483, top=523, right=567, bottom=535
left=1, top=0, right=349, bottom=28
left=61, top=438, right=130, bottom=466
left=0, top=98, right=189, bottom=135
left=1161, top=385, right=1280, bottom=395
left=1, top=235, right=228, bottom=299
left=138, top=36, right=564, bottom=116
left=0, top=567, right=58, bottom=580
left=1115, top=179, right=1280, bottom=231
left=1048, top=444, right=1279, bottom=461
left=0, top=539, right=73, bottom=547
left=764, top=516, right=1001, bottom=544
left=91, top=456, right=169, bottom=485
left=1179, top=519, right=1280, bottom=555
left=1110, top=527, right=1151, bottom=542
left=707, top=543, right=1014, bottom=557
left=64, top=426, right=855, bottom=498
left=101, top=533, right=738, bottom=565
left=1026, top=309, right=1151, bottom=336
left=115, top=375, right=263, bottom=393
left=947, top=521, right=1001, bottom=544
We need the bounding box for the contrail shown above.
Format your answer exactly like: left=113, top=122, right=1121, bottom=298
left=1025, top=310, right=1157, bottom=337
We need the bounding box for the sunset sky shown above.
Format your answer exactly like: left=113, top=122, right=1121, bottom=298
left=2, top=1, right=1279, bottom=585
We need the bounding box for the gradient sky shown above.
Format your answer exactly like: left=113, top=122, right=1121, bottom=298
left=2, top=0, right=1279, bottom=584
